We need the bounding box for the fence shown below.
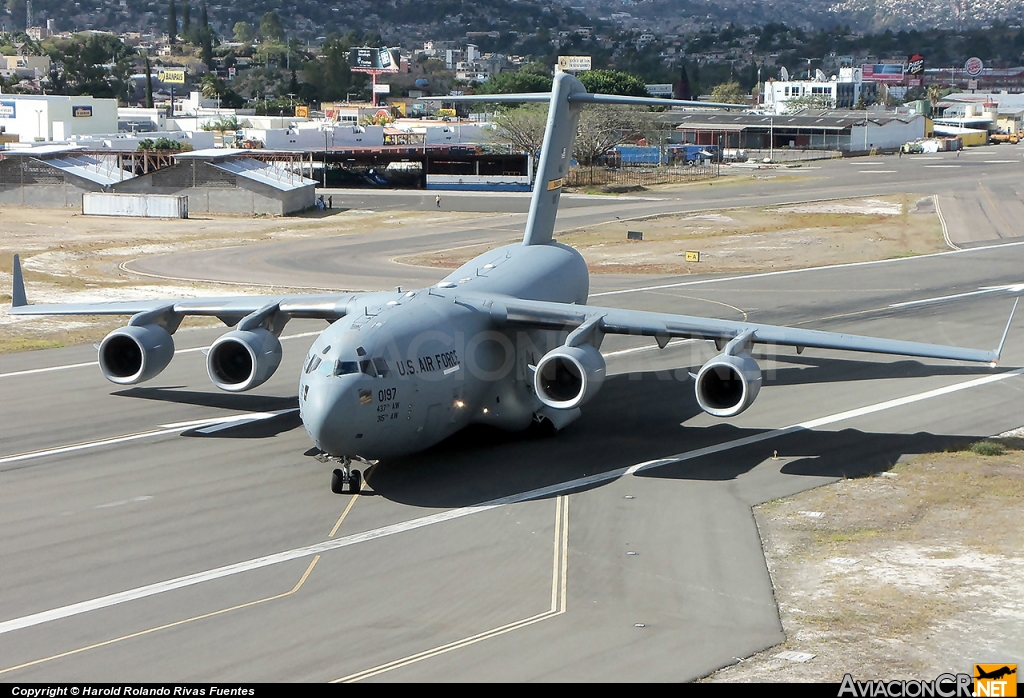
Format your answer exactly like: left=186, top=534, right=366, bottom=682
left=566, top=162, right=719, bottom=188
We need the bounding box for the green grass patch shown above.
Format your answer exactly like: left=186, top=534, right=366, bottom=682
left=970, top=441, right=1007, bottom=456
left=0, top=337, right=66, bottom=353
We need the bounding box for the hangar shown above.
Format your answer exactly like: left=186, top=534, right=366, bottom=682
left=672, top=111, right=926, bottom=155
left=0, top=146, right=316, bottom=215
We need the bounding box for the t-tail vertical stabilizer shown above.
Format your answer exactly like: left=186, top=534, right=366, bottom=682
left=522, top=73, right=588, bottom=246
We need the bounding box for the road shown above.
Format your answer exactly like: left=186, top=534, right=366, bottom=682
left=1, top=147, right=1023, bottom=681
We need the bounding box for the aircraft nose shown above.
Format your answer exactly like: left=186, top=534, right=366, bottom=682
left=301, top=376, right=357, bottom=456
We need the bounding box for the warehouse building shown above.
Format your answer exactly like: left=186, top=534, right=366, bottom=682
left=672, top=111, right=926, bottom=155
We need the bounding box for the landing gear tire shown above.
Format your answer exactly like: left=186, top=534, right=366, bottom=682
left=331, top=469, right=346, bottom=494
left=350, top=469, right=362, bottom=495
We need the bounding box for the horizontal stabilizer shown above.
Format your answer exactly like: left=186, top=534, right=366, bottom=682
left=567, top=93, right=746, bottom=109
left=12, top=254, right=27, bottom=308
left=421, top=93, right=552, bottom=103
left=421, top=92, right=746, bottom=110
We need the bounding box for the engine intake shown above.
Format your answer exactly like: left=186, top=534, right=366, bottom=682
left=98, top=324, right=175, bottom=385
left=534, top=344, right=606, bottom=410
left=207, top=328, right=283, bottom=392
left=695, top=352, right=762, bottom=418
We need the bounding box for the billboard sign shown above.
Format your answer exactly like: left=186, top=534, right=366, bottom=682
left=158, top=69, right=186, bottom=84
left=557, top=55, right=592, bottom=72
left=908, top=54, right=925, bottom=75
left=861, top=63, right=905, bottom=83
left=349, top=47, right=401, bottom=72
left=372, top=83, right=391, bottom=94
left=295, top=105, right=309, bottom=118
left=645, top=83, right=673, bottom=97
left=965, top=57, right=984, bottom=77
left=72, top=105, right=93, bottom=117
left=0, top=100, right=15, bottom=118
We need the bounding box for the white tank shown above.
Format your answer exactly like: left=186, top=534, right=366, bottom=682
left=965, top=104, right=977, bottom=117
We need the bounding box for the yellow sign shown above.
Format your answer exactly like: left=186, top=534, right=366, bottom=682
left=685, top=251, right=700, bottom=262
left=974, top=665, right=1017, bottom=697
left=295, top=105, right=309, bottom=118
left=546, top=178, right=563, bottom=191
left=437, top=108, right=456, bottom=117
left=158, top=69, right=186, bottom=84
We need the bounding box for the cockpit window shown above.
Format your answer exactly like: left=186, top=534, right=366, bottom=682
left=334, top=361, right=359, bottom=376
left=372, top=358, right=390, bottom=377
left=305, top=355, right=322, bottom=374
left=359, top=359, right=377, bottom=377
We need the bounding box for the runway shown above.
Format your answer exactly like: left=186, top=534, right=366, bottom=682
left=2, top=149, right=1024, bottom=681
left=128, top=146, right=1024, bottom=291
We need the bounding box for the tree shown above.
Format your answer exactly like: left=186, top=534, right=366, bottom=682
left=233, top=21, right=254, bottom=43
left=200, top=0, right=208, bottom=29
left=578, top=70, right=648, bottom=97
left=259, top=12, right=284, bottom=43
left=710, top=81, right=746, bottom=104
left=167, top=0, right=177, bottom=43
left=181, top=3, right=191, bottom=42
left=144, top=53, right=154, bottom=108
left=201, top=29, right=213, bottom=68
left=6, top=0, right=27, bottom=30
left=781, top=94, right=832, bottom=112
left=200, top=71, right=225, bottom=99
left=475, top=71, right=552, bottom=95
left=574, top=105, right=655, bottom=166
left=490, top=104, right=548, bottom=170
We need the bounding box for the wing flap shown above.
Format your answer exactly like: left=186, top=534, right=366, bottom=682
left=471, top=293, right=1004, bottom=365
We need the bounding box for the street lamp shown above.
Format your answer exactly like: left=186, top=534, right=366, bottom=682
left=34, top=108, right=44, bottom=141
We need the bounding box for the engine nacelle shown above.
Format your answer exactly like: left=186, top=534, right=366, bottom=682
left=533, top=344, right=606, bottom=410
left=695, top=352, right=762, bottom=418
left=98, top=324, right=175, bottom=385
left=207, top=328, right=283, bottom=392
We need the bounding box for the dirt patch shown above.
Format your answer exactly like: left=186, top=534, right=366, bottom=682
left=0, top=206, right=481, bottom=353
left=703, top=433, right=1024, bottom=682
left=397, top=195, right=946, bottom=275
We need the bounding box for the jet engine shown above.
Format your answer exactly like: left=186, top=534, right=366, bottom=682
left=694, top=352, right=762, bottom=418
left=533, top=344, right=606, bottom=410
left=207, top=328, right=283, bottom=392
left=98, top=324, right=175, bottom=385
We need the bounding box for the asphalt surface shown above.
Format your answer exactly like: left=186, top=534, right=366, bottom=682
left=129, top=147, right=1024, bottom=290
left=2, top=147, right=1024, bottom=681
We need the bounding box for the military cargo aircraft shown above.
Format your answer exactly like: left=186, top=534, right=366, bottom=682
left=9, top=73, right=1018, bottom=494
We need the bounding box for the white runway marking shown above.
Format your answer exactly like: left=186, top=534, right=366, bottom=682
left=924, top=165, right=961, bottom=168
left=0, top=410, right=298, bottom=466
left=0, top=332, right=322, bottom=380
left=590, top=239, right=1024, bottom=298
left=2, top=366, right=1020, bottom=636
left=984, top=160, right=1017, bottom=164
left=889, top=284, right=1024, bottom=308
left=858, top=170, right=896, bottom=173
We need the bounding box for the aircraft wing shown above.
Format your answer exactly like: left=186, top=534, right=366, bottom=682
left=466, top=293, right=1018, bottom=365
left=8, top=253, right=353, bottom=323
left=7, top=294, right=355, bottom=322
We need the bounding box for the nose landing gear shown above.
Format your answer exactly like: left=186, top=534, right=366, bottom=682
left=331, top=467, right=361, bottom=495
left=318, top=453, right=375, bottom=494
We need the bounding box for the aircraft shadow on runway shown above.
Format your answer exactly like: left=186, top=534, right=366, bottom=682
left=109, top=364, right=1001, bottom=507
left=752, top=353, right=1007, bottom=386
left=111, top=387, right=302, bottom=439
left=112, top=386, right=298, bottom=412
left=368, top=368, right=992, bottom=509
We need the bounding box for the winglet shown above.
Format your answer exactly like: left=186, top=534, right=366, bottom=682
left=11, top=254, right=27, bottom=308
left=993, top=296, right=1019, bottom=362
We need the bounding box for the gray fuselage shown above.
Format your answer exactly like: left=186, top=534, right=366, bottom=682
left=298, top=241, right=589, bottom=459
